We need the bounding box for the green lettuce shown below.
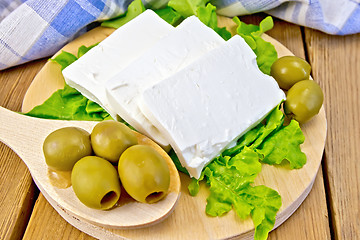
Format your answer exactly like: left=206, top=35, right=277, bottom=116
left=168, top=0, right=231, bottom=40
left=189, top=147, right=281, bottom=240
left=77, top=43, right=99, bottom=58
left=220, top=105, right=306, bottom=169
left=101, top=0, right=145, bottom=28
left=222, top=104, right=306, bottom=169
left=189, top=105, right=305, bottom=240
left=49, top=51, right=77, bottom=71
left=25, top=84, right=111, bottom=121
left=233, top=16, right=277, bottom=75
left=257, top=120, right=306, bottom=169
left=244, top=185, right=282, bottom=240
left=222, top=104, right=284, bottom=157
left=25, top=44, right=111, bottom=121
left=50, top=43, right=98, bottom=66
left=167, top=0, right=208, bottom=18
left=196, top=3, right=231, bottom=40
left=154, top=6, right=183, bottom=25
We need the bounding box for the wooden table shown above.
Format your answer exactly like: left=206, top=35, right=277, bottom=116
left=0, top=14, right=359, bottom=240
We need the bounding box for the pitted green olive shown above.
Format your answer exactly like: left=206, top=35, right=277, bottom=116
left=271, top=56, right=311, bottom=90
left=284, top=80, right=324, bottom=123
left=118, top=145, right=170, bottom=203
left=71, top=156, right=121, bottom=210
left=91, top=121, right=137, bottom=163
left=43, top=127, right=92, bottom=171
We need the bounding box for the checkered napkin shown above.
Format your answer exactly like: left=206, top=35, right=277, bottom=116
left=0, top=0, right=359, bottom=70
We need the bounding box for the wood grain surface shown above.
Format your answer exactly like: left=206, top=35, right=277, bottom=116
left=0, top=13, right=359, bottom=240
left=304, top=28, right=360, bottom=239
left=0, top=59, right=46, bottom=240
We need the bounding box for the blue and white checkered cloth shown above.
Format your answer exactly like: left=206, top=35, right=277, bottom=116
left=0, top=0, right=359, bottom=70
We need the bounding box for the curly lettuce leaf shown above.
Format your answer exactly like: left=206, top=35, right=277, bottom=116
left=194, top=147, right=281, bottom=240
left=233, top=16, right=274, bottom=48
left=196, top=3, right=231, bottom=40
left=204, top=168, right=253, bottom=219
left=205, top=148, right=261, bottom=217
left=25, top=85, right=111, bottom=121
left=154, top=6, right=183, bottom=25
left=233, top=16, right=277, bottom=75
left=101, top=0, right=145, bottom=28
left=25, top=44, right=111, bottom=121
left=190, top=105, right=305, bottom=240
left=188, top=176, right=202, bottom=196
left=257, top=119, right=306, bottom=169
left=167, top=1, right=231, bottom=40
left=250, top=104, right=284, bottom=149
left=50, top=43, right=98, bottom=70
left=77, top=43, right=99, bottom=58
left=244, top=185, right=282, bottom=240
left=50, top=51, right=77, bottom=70
left=222, top=104, right=284, bottom=157
left=221, top=105, right=305, bottom=169
left=168, top=0, right=209, bottom=18
left=254, top=37, right=278, bottom=76
left=189, top=147, right=261, bottom=202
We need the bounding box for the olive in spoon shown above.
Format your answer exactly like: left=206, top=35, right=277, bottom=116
left=0, top=106, right=180, bottom=229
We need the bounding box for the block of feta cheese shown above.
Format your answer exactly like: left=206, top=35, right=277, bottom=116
left=105, top=16, right=225, bottom=147
left=139, top=35, right=286, bottom=179
left=62, top=10, right=174, bottom=119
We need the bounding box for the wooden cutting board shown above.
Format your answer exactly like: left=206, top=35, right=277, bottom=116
left=21, top=16, right=327, bottom=239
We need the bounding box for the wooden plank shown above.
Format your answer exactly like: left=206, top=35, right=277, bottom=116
left=0, top=60, right=46, bottom=240
left=304, top=28, right=360, bottom=239
left=0, top=146, right=35, bottom=240
left=22, top=194, right=94, bottom=240
left=269, top=168, right=331, bottom=239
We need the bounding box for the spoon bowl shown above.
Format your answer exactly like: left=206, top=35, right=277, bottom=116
left=0, top=106, right=181, bottom=229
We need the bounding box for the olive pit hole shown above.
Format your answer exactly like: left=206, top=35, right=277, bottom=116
left=145, top=191, right=165, bottom=203
left=101, top=191, right=118, bottom=209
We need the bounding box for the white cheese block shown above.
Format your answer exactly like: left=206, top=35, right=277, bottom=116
left=105, top=16, right=225, bottom=147
left=139, top=35, right=286, bottom=179
left=62, top=10, right=173, bottom=119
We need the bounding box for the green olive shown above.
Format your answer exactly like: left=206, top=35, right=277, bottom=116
left=71, top=156, right=121, bottom=210
left=271, top=56, right=311, bottom=90
left=284, top=80, right=324, bottom=123
left=43, top=127, right=92, bottom=171
left=118, top=145, right=170, bottom=203
left=91, top=120, right=137, bottom=163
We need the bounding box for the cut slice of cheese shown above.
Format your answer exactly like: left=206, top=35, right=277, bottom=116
left=62, top=10, right=174, bottom=119
left=105, top=16, right=225, bottom=147
left=140, top=35, right=286, bottom=178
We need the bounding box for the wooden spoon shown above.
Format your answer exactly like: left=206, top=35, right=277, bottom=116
left=0, top=106, right=181, bottom=229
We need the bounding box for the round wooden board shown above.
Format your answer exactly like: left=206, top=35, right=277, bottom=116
left=22, top=16, right=327, bottom=239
